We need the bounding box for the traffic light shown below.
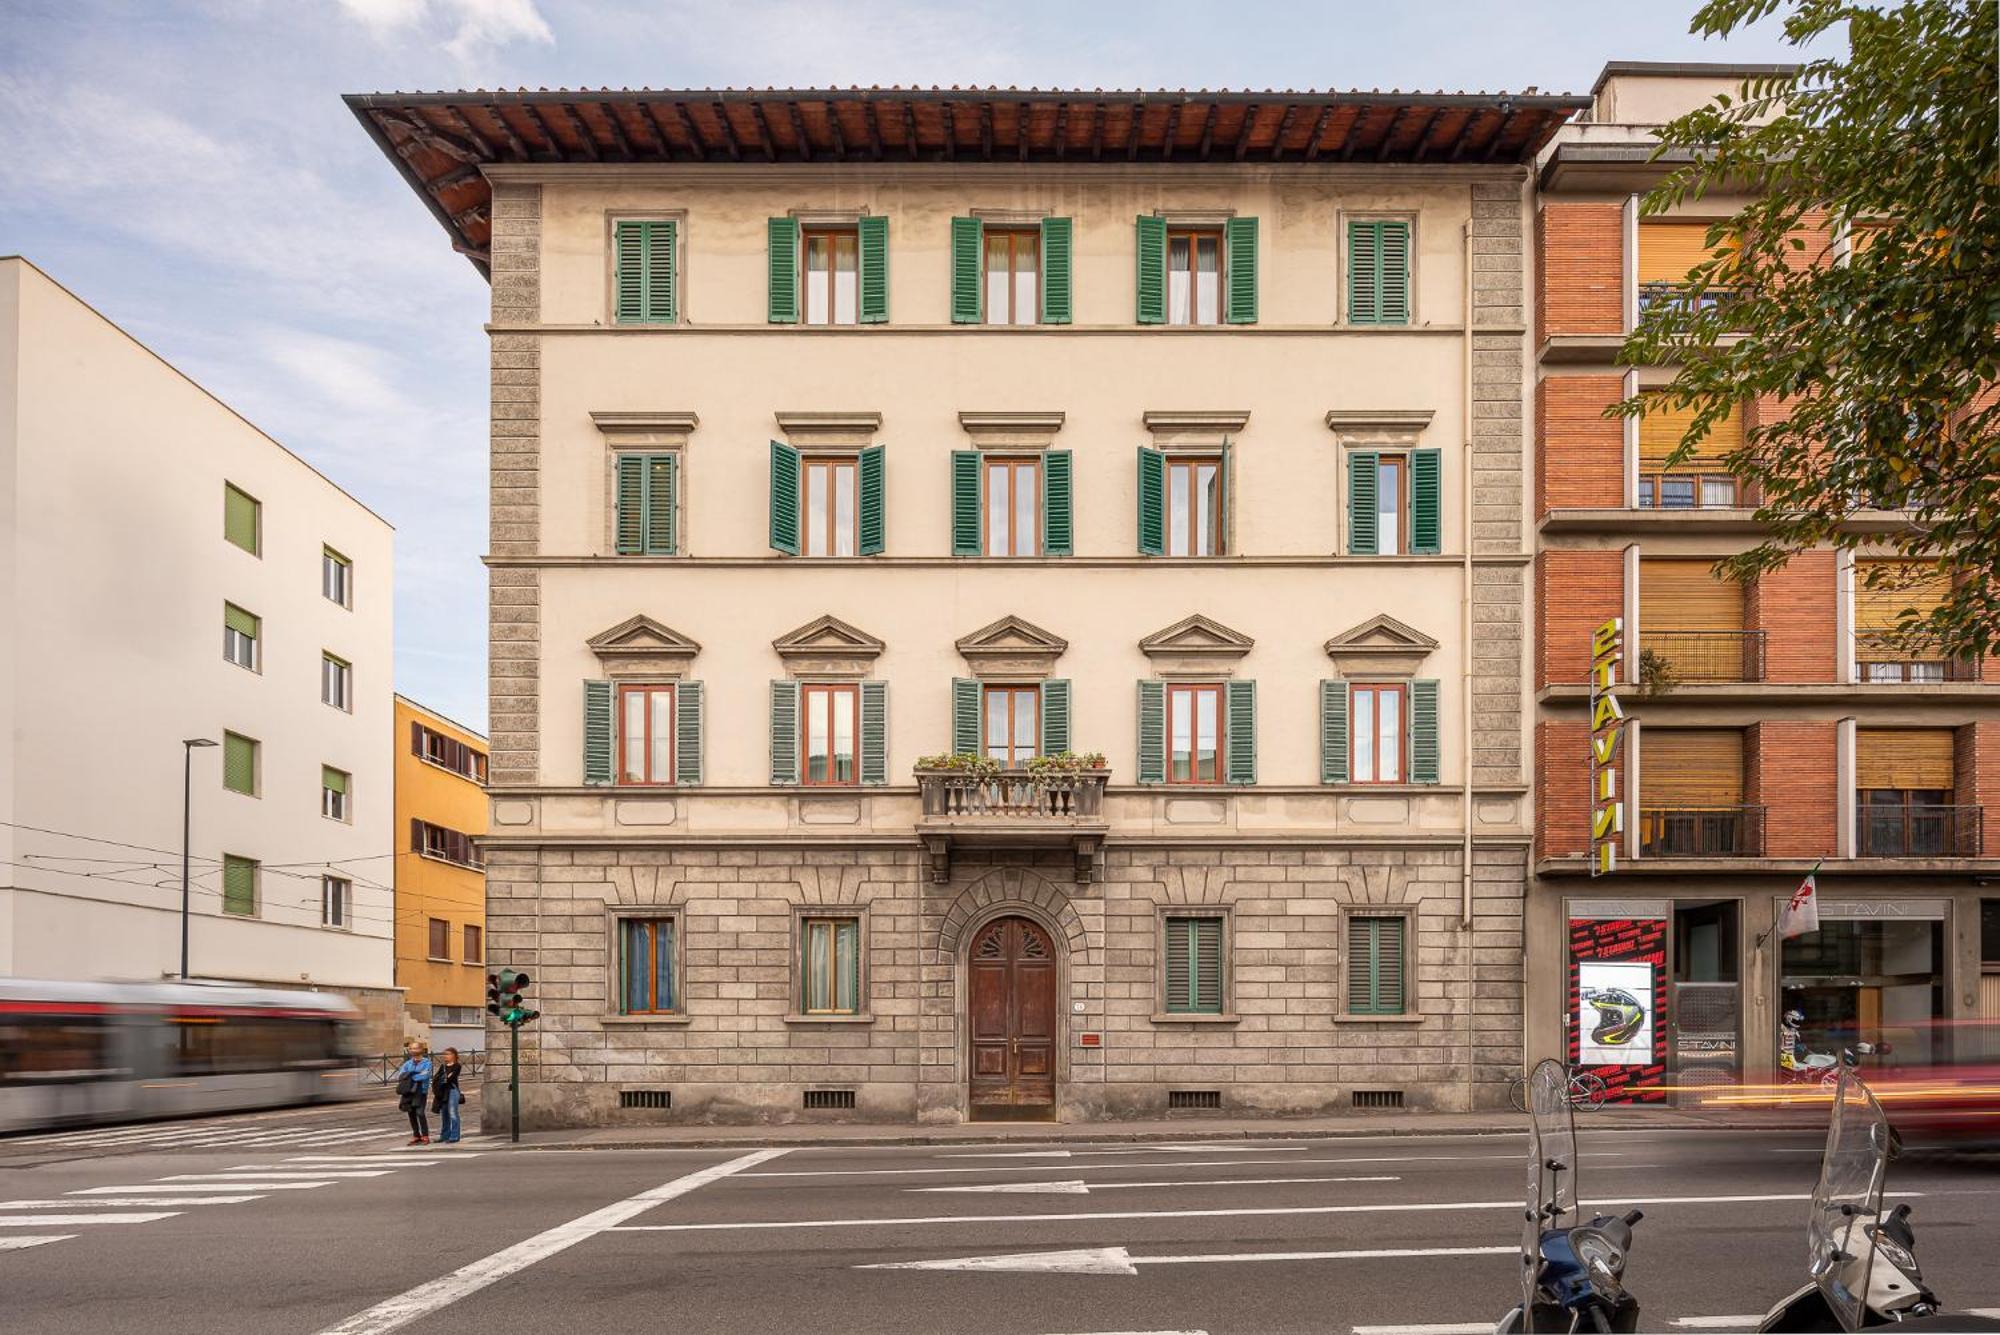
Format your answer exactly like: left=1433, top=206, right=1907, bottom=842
left=485, top=972, right=503, bottom=1018
left=495, top=967, right=538, bottom=1026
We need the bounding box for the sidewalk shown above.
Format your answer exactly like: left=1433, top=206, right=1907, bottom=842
left=486, top=1104, right=1816, bottom=1151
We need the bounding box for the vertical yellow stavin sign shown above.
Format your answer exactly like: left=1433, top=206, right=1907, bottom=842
left=1588, top=617, right=1625, bottom=876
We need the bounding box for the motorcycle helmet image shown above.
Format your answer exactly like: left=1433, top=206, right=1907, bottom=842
left=1783, top=1009, right=1805, bottom=1026
left=1582, top=988, right=1647, bottom=1046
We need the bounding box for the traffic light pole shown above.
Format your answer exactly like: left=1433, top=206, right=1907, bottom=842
left=509, top=1018, right=521, bottom=1145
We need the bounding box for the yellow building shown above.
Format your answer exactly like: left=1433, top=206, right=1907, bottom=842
left=393, top=695, right=488, bottom=1051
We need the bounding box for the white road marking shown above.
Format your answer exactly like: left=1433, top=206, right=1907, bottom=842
left=911, top=1174, right=1400, bottom=1195
left=0, top=1212, right=180, bottom=1226
left=862, top=1243, right=1517, bottom=1274
left=313, top=1148, right=789, bottom=1335
left=938, top=1144, right=1314, bottom=1161
left=187, top=1170, right=393, bottom=1179
left=1669, top=1319, right=1764, bottom=1330
left=285, top=1156, right=466, bottom=1164
left=0, top=1235, right=76, bottom=1251
left=941, top=1150, right=1082, bottom=1159
left=69, top=1182, right=331, bottom=1194
left=744, top=1153, right=1520, bottom=1180
left=612, top=1191, right=1853, bottom=1235
left=1044, top=1330, right=1209, bottom=1334
left=0, top=1197, right=264, bottom=1208
left=1352, top=1324, right=1496, bottom=1335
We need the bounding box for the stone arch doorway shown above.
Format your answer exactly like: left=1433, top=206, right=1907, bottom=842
left=966, top=915, right=1060, bottom=1120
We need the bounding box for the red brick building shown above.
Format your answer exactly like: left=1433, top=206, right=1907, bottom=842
left=1528, top=63, right=2000, bottom=1101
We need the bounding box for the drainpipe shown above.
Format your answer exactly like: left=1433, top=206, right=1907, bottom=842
left=1462, top=206, right=1479, bottom=1111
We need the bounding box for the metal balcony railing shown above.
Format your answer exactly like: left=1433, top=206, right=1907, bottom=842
left=1853, top=633, right=1981, bottom=683
left=1639, top=630, right=1767, bottom=684
left=1637, top=281, right=1746, bottom=320
left=916, top=768, right=1107, bottom=820
left=1637, top=470, right=1742, bottom=510
left=1639, top=805, right=1765, bottom=857
left=1856, top=804, right=1983, bottom=858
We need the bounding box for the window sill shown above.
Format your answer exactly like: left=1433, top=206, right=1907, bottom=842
left=418, top=852, right=485, bottom=872
left=1338, top=1013, right=1423, bottom=1025
left=600, top=1013, right=693, bottom=1026
left=419, top=755, right=488, bottom=785
left=1150, top=1012, right=1242, bottom=1025
left=425, top=956, right=454, bottom=964
left=783, top=1013, right=876, bottom=1026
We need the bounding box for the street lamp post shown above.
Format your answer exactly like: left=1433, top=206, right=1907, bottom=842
left=181, top=737, right=218, bottom=980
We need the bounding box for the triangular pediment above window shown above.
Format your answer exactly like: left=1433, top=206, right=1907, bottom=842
left=772, top=614, right=885, bottom=678
left=1138, top=613, right=1255, bottom=677
left=1324, top=613, right=1439, bottom=678
left=587, top=615, right=702, bottom=678
left=955, top=615, right=1068, bottom=679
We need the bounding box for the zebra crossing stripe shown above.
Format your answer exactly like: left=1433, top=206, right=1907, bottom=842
left=70, top=1182, right=331, bottom=1194
left=0, top=1197, right=264, bottom=1208
left=0, top=1235, right=75, bottom=1251
left=185, top=1171, right=393, bottom=1180
left=0, top=1213, right=180, bottom=1226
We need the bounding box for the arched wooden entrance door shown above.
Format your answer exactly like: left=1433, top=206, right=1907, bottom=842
left=967, top=915, right=1058, bottom=1119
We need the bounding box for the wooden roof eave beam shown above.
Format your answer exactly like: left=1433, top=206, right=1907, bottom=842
left=1407, top=105, right=1445, bottom=163
left=1053, top=101, right=1069, bottom=160
left=672, top=101, right=710, bottom=161
left=1300, top=105, right=1335, bottom=162
left=481, top=104, right=530, bottom=162
left=826, top=101, right=850, bottom=159
left=556, top=103, right=603, bottom=162
left=1090, top=102, right=1106, bottom=160
left=937, top=102, right=955, bottom=160
left=1482, top=109, right=1522, bottom=162
left=1267, top=104, right=1298, bottom=161
left=1196, top=103, right=1218, bottom=158
left=1159, top=101, right=1181, bottom=162
left=1337, top=106, right=1373, bottom=162
left=709, top=101, right=744, bottom=161
left=748, top=101, right=780, bottom=161
left=1374, top=106, right=1411, bottom=162
left=439, top=106, right=495, bottom=160
left=1233, top=103, right=1260, bottom=161
left=374, top=112, right=480, bottom=166
left=633, top=100, right=674, bottom=160
left=786, top=101, right=814, bottom=161
left=598, top=104, right=638, bottom=161
left=517, top=102, right=563, bottom=162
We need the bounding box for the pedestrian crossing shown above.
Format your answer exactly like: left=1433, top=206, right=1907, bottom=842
left=0, top=1153, right=476, bottom=1257
left=8, top=1117, right=409, bottom=1154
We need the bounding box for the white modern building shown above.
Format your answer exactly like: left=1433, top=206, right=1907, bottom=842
left=0, top=257, right=399, bottom=1038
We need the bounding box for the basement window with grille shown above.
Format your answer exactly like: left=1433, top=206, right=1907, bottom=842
left=1351, top=1089, right=1405, bottom=1110
left=1167, top=1089, right=1223, bottom=1111
left=618, top=1090, right=671, bottom=1110
left=803, top=1089, right=857, bottom=1111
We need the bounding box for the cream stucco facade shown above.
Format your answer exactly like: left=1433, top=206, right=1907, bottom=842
left=0, top=258, right=397, bottom=1034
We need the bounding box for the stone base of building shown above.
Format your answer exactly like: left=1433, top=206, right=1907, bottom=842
left=481, top=841, right=1528, bottom=1132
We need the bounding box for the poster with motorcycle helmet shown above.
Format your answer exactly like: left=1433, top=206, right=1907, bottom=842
left=1576, top=961, right=1655, bottom=1065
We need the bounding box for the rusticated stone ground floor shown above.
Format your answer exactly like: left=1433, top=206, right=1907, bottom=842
left=479, top=842, right=1527, bottom=1131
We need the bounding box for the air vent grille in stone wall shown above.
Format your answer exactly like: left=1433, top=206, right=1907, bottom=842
left=1351, top=1089, right=1405, bottom=1109
left=1167, top=1089, right=1223, bottom=1110
left=618, top=1090, right=671, bottom=1110
left=803, top=1089, right=857, bottom=1110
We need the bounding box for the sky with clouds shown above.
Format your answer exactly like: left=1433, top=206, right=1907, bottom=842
left=0, top=0, right=1811, bottom=730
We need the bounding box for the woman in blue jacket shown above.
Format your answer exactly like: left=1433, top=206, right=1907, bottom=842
left=393, top=1040, right=433, bottom=1145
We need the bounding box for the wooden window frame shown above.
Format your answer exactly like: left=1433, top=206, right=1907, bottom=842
left=1156, top=909, right=1233, bottom=1019
left=801, top=225, right=860, bottom=327
left=1349, top=682, right=1408, bottom=785
left=983, top=455, right=1041, bottom=557
left=321, top=767, right=350, bottom=822
left=982, top=683, right=1040, bottom=768
left=426, top=918, right=451, bottom=963
left=1341, top=907, right=1413, bottom=1018
left=1165, top=454, right=1225, bottom=557
left=320, top=875, right=350, bottom=929
left=322, top=654, right=352, bottom=712
left=223, top=605, right=260, bottom=673
left=1374, top=452, right=1411, bottom=557
left=616, top=682, right=677, bottom=787
left=1165, top=226, right=1225, bottom=326
left=796, top=912, right=868, bottom=1018
left=1165, top=682, right=1226, bottom=786
left=462, top=923, right=483, bottom=965
left=800, top=682, right=861, bottom=788
left=613, top=914, right=682, bottom=1015
left=322, top=547, right=352, bottom=608
left=413, top=819, right=484, bottom=870
left=801, top=455, right=860, bottom=557
left=982, top=227, right=1041, bottom=326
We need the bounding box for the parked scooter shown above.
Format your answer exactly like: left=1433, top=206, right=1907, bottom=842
left=1497, top=1058, right=1646, bottom=1333
left=1757, top=1056, right=2000, bottom=1331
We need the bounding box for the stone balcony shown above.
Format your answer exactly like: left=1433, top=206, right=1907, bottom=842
left=914, top=767, right=1110, bottom=885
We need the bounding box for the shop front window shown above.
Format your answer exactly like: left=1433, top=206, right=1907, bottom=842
left=1780, top=916, right=1945, bottom=1068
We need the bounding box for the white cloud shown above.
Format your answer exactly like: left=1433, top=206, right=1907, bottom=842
left=336, top=0, right=554, bottom=65
left=336, top=0, right=426, bottom=35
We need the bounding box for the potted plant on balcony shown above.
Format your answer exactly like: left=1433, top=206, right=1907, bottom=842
left=1025, top=750, right=1107, bottom=776
left=1637, top=648, right=1679, bottom=696
left=915, top=752, right=1002, bottom=777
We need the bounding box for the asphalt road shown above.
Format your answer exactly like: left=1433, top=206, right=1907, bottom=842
left=4, top=1111, right=1999, bottom=1335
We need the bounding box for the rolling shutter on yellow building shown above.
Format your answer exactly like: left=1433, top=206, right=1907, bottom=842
left=1856, top=729, right=1955, bottom=790
left=1638, top=221, right=1723, bottom=284
left=1640, top=559, right=1745, bottom=630
left=1854, top=560, right=1949, bottom=634
left=1642, top=729, right=1745, bottom=805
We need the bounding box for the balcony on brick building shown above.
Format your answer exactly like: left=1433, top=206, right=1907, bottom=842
left=1641, top=629, right=1766, bottom=684
left=1854, top=633, right=1982, bottom=684
left=915, top=766, right=1109, bottom=885
left=1856, top=801, right=1983, bottom=858
left=1639, top=804, right=1764, bottom=857
left=1636, top=280, right=1745, bottom=321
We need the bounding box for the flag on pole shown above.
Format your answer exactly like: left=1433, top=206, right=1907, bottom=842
left=1779, top=864, right=1821, bottom=940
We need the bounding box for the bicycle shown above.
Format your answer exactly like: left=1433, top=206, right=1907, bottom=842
left=1507, top=1063, right=1608, bottom=1112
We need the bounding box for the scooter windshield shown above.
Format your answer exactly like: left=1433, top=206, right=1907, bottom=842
left=1523, top=1058, right=1579, bottom=1328
left=1806, top=1066, right=1889, bottom=1333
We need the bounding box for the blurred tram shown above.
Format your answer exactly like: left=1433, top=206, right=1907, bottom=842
left=0, top=977, right=365, bottom=1135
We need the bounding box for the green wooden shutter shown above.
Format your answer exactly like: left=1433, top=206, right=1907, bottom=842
left=223, top=732, right=256, bottom=795
left=1135, top=215, right=1166, bottom=324
left=224, top=603, right=259, bottom=638
left=1042, top=450, right=1073, bottom=556
left=769, top=440, right=800, bottom=555
left=950, top=450, right=982, bottom=556
left=582, top=680, right=614, bottom=786
left=1136, top=446, right=1166, bottom=556
left=222, top=856, right=257, bottom=916
left=1218, top=438, right=1233, bottom=555
left=1193, top=918, right=1224, bottom=1012
left=1348, top=451, right=1379, bottom=555
left=675, top=680, right=703, bottom=786
left=1410, top=448, right=1441, bottom=555
left=1135, top=680, right=1166, bottom=784
left=614, top=453, right=647, bottom=554
left=1409, top=678, right=1441, bottom=785
left=859, top=680, right=889, bottom=784
left=769, top=681, right=800, bottom=784
left=1225, top=679, right=1257, bottom=785
left=321, top=765, right=348, bottom=796
left=224, top=484, right=259, bottom=553
left=1224, top=216, right=1258, bottom=324
left=857, top=215, right=889, bottom=323
left=614, top=220, right=677, bottom=324
left=767, top=217, right=799, bottom=323
left=952, top=678, right=982, bottom=755
left=1349, top=221, right=1410, bottom=325
left=1378, top=220, right=1411, bottom=324
left=614, top=222, right=645, bottom=321
left=1040, top=216, right=1073, bottom=324
left=1040, top=678, right=1071, bottom=756
left=1320, top=680, right=1350, bottom=784
left=1348, top=916, right=1406, bottom=1015
left=950, top=216, right=983, bottom=323
left=648, top=454, right=678, bottom=554
left=858, top=444, right=886, bottom=555
left=1164, top=918, right=1192, bottom=1012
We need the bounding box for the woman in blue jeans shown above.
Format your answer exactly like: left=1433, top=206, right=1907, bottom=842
left=430, top=1047, right=464, bottom=1144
